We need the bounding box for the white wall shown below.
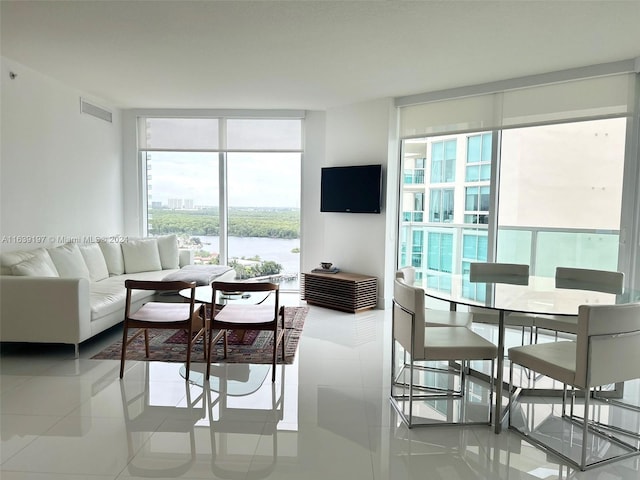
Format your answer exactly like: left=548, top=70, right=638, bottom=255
left=0, top=57, right=123, bottom=252
left=323, top=98, right=398, bottom=307
left=300, top=110, right=326, bottom=275
left=0, top=60, right=400, bottom=306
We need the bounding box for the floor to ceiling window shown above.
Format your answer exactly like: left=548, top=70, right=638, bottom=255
left=397, top=69, right=639, bottom=297
left=139, top=116, right=303, bottom=289
left=497, top=118, right=625, bottom=276
left=399, top=118, right=628, bottom=297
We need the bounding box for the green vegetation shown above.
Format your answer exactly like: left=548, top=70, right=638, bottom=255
left=148, top=207, right=300, bottom=239
left=149, top=208, right=299, bottom=281
left=230, top=257, right=283, bottom=280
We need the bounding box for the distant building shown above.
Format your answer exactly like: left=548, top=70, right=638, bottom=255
left=168, top=198, right=182, bottom=209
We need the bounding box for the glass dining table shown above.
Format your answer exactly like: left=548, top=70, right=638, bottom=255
left=421, top=275, right=640, bottom=434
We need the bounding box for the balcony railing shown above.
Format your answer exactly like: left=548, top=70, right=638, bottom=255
left=400, top=224, right=620, bottom=290
left=403, top=169, right=425, bottom=185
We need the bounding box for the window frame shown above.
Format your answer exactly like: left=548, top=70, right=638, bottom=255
left=137, top=113, right=303, bottom=270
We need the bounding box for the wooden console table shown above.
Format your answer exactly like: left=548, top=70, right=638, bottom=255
left=301, top=271, right=377, bottom=313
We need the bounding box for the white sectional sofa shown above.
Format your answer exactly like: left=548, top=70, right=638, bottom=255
left=0, top=235, right=233, bottom=356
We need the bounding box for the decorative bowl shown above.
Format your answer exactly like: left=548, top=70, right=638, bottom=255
left=320, top=262, right=333, bottom=270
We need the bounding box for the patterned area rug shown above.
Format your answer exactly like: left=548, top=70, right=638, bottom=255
left=92, top=306, right=308, bottom=364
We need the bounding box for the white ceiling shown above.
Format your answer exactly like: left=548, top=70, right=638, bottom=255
left=2, top=1, right=640, bottom=110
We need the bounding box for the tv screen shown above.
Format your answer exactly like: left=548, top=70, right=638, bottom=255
left=320, top=164, right=382, bottom=213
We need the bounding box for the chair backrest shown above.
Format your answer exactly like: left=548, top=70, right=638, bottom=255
left=125, top=279, right=196, bottom=292
left=555, top=267, right=624, bottom=294
left=393, top=277, right=425, bottom=357
left=124, top=280, right=198, bottom=319
left=212, top=281, right=279, bottom=294
left=574, top=302, right=640, bottom=388
left=395, top=266, right=416, bottom=285
left=469, top=262, right=529, bottom=285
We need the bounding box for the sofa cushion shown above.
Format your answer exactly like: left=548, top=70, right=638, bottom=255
left=89, top=276, right=154, bottom=319
left=89, top=269, right=180, bottom=320
left=1, top=248, right=52, bottom=275
left=98, top=241, right=125, bottom=276
left=79, top=243, right=110, bottom=282
left=47, top=243, right=91, bottom=279
left=121, top=238, right=162, bottom=274
left=156, top=234, right=180, bottom=269
left=11, top=252, right=59, bottom=277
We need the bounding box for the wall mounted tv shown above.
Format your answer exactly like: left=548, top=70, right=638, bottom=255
left=320, top=164, right=383, bottom=213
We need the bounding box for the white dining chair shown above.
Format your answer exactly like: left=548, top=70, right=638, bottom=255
left=468, top=262, right=535, bottom=343
left=508, top=302, right=640, bottom=471
left=469, top=262, right=530, bottom=285
left=396, top=267, right=473, bottom=327
left=534, top=267, right=624, bottom=339
left=396, top=266, right=415, bottom=285
left=390, top=277, right=498, bottom=427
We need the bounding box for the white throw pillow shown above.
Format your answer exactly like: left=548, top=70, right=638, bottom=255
left=98, top=241, right=125, bottom=276
left=11, top=252, right=59, bottom=277
left=156, top=234, right=180, bottom=269
left=78, top=243, right=110, bottom=282
left=121, top=238, right=162, bottom=273
left=47, top=243, right=91, bottom=279
left=1, top=249, right=41, bottom=275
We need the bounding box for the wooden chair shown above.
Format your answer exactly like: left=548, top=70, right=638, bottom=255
left=390, top=277, right=497, bottom=427
left=120, top=362, right=206, bottom=476
left=206, top=363, right=284, bottom=478
left=508, top=302, right=640, bottom=470
left=119, top=280, right=205, bottom=381
left=206, top=281, right=284, bottom=382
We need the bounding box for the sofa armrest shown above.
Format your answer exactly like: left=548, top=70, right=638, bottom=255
left=0, top=276, right=91, bottom=345
left=179, top=249, right=194, bottom=267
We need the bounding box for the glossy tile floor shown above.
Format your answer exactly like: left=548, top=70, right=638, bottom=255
left=1, top=293, right=639, bottom=479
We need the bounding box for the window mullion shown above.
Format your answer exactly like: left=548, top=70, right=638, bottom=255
left=218, top=119, right=228, bottom=266
left=486, top=130, right=501, bottom=264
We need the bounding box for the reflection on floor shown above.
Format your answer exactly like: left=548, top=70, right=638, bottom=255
left=1, top=293, right=639, bottom=479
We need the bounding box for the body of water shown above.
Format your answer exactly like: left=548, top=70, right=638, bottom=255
left=196, top=235, right=300, bottom=274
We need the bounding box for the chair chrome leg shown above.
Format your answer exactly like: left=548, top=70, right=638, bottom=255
left=508, top=361, right=513, bottom=428
left=488, top=358, right=494, bottom=426
left=581, top=388, right=590, bottom=470
left=408, top=354, right=414, bottom=428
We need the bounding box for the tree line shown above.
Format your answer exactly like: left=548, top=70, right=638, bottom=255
left=148, top=207, right=300, bottom=239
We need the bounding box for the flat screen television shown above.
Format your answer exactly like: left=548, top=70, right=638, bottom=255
left=320, top=164, right=382, bottom=213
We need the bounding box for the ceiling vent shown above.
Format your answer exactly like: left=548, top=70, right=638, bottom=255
left=80, top=98, right=112, bottom=123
